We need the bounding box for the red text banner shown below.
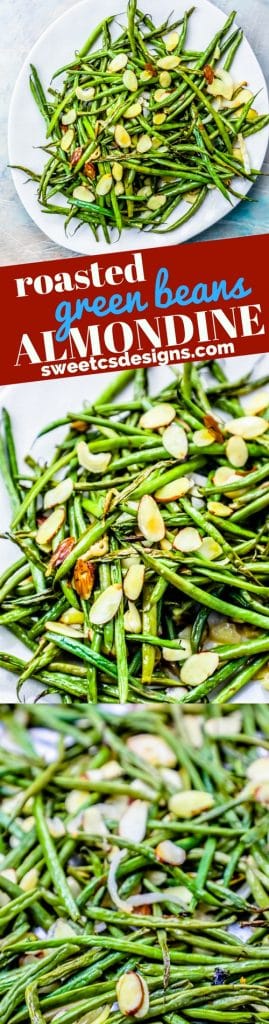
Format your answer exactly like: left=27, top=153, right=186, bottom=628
left=0, top=233, right=268, bottom=386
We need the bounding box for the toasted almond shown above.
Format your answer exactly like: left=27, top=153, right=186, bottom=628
left=136, top=134, right=152, bottom=153
left=137, top=494, right=165, bottom=542
left=108, top=53, right=128, bottom=72
left=124, top=602, right=142, bottom=634
left=73, top=185, right=95, bottom=202
left=248, top=782, right=269, bottom=806
left=119, top=799, right=148, bottom=845
left=169, top=789, right=214, bottom=818
left=82, top=536, right=109, bottom=560
left=114, top=181, right=124, bottom=196
left=193, top=428, right=216, bottom=447
left=134, top=977, right=150, bottom=1018
left=245, top=391, right=269, bottom=415
left=153, top=112, right=166, bottom=125
left=162, top=645, right=186, bottom=663
left=198, top=538, right=222, bottom=561
left=96, top=174, right=113, bottom=196
left=62, top=108, right=77, bottom=125
left=224, top=87, right=253, bottom=109
left=180, top=651, right=219, bottom=685
left=155, top=839, right=186, bottom=867
left=72, top=559, right=95, bottom=600
left=207, top=68, right=234, bottom=100
left=123, top=563, right=145, bottom=601
left=207, top=501, right=232, bottom=518
left=154, top=88, right=171, bottom=103
left=123, top=69, right=138, bottom=92
left=112, top=161, right=123, bottom=181
left=115, top=124, right=132, bottom=148
left=60, top=128, right=74, bottom=151
left=44, top=478, right=73, bottom=509
left=155, top=477, right=192, bottom=502
left=140, top=404, right=176, bottom=430
left=60, top=609, right=84, bottom=625
left=173, top=527, right=202, bottom=553
left=147, top=194, right=166, bottom=211
left=36, top=507, right=66, bottom=548
left=166, top=31, right=180, bottom=51
left=127, top=733, right=176, bottom=767
left=48, top=536, right=75, bottom=571
left=116, top=973, right=144, bottom=1016
left=124, top=102, right=142, bottom=118
left=226, top=415, right=268, bottom=439
left=77, top=442, right=111, bottom=474
left=44, top=621, right=84, bottom=638
left=226, top=435, right=248, bottom=468
left=159, top=71, right=171, bottom=87
left=157, top=55, right=180, bottom=69
left=163, top=422, right=188, bottom=460
left=212, top=466, right=240, bottom=487
left=247, top=757, right=269, bottom=782
left=75, top=85, right=95, bottom=100
left=204, top=711, right=242, bottom=739
left=20, top=868, right=38, bottom=892
left=90, top=583, right=122, bottom=625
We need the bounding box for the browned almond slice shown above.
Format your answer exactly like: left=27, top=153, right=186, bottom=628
left=162, top=422, right=188, bottom=459
left=44, top=478, right=73, bottom=509
left=116, top=973, right=144, bottom=1016
left=36, top=507, right=65, bottom=548
left=169, top=789, right=215, bottom=818
left=139, top=403, right=175, bottom=430
left=123, top=564, right=145, bottom=601
left=137, top=495, right=165, bottom=542
left=180, top=651, right=219, bottom=685
left=155, top=477, right=191, bottom=502
left=226, top=416, right=269, bottom=439
left=90, top=584, right=122, bottom=625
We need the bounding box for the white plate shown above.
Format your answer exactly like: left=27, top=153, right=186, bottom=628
left=8, top=0, right=269, bottom=256
left=1, top=355, right=269, bottom=703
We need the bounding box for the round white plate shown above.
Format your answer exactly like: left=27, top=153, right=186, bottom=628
left=8, top=0, right=269, bottom=256
left=1, top=354, right=269, bottom=703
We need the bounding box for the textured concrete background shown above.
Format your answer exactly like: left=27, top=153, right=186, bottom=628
left=0, top=0, right=269, bottom=266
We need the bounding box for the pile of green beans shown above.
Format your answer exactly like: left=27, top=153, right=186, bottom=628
left=1, top=362, right=269, bottom=703
left=14, top=1, right=269, bottom=241
left=1, top=704, right=269, bottom=1023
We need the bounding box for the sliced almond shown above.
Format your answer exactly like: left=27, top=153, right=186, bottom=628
left=165, top=31, right=180, bottom=51
left=207, top=501, right=232, bottom=518
left=169, top=789, right=214, bottom=818
left=124, top=602, right=142, bottom=634
left=108, top=53, right=128, bottom=72
left=123, top=69, right=138, bottom=92
left=207, top=68, right=234, bottom=100
left=36, top=507, right=65, bottom=548
left=159, top=71, right=171, bottom=88
left=82, top=806, right=108, bottom=837
left=224, top=88, right=253, bottom=109
left=75, top=86, right=95, bottom=101
left=198, top=538, right=222, bottom=561
left=96, top=174, right=113, bottom=196
left=134, top=977, right=150, bottom=1018
left=180, top=651, right=219, bottom=685
left=136, top=135, right=152, bottom=154
left=60, top=128, right=74, bottom=151
left=147, top=195, right=166, bottom=211
left=163, top=885, right=192, bottom=907
left=154, top=88, right=170, bottom=103
left=226, top=436, right=248, bottom=468
left=155, top=477, right=192, bottom=502
left=62, top=109, right=77, bottom=125
left=245, top=391, right=269, bottom=415
left=44, top=478, right=73, bottom=509
left=72, top=559, right=95, bottom=600
left=123, top=563, right=145, bottom=601
left=157, top=55, right=180, bottom=69
left=119, top=800, right=148, bottom=843
left=44, top=621, right=84, bottom=638
left=73, top=185, right=95, bottom=203
left=163, top=422, right=188, bottom=460
left=90, top=584, right=122, bottom=625
left=116, top=973, right=144, bottom=1016
left=156, top=839, right=186, bottom=866
left=173, top=527, right=202, bottom=553
left=137, top=494, right=165, bottom=542
left=112, top=161, right=123, bottom=181
left=124, top=102, right=142, bottom=118
left=209, top=619, right=242, bottom=644
left=20, top=868, right=38, bottom=892
left=204, top=712, right=242, bottom=739
left=193, top=428, right=216, bottom=447
left=212, top=466, right=240, bottom=487
left=247, top=757, right=269, bottom=783
left=153, top=113, right=166, bottom=125
left=77, top=442, right=111, bottom=474
left=60, top=609, right=84, bottom=625
left=115, top=124, right=132, bottom=148
left=226, top=416, right=268, bottom=439
left=126, top=733, right=176, bottom=767
left=162, top=645, right=186, bottom=663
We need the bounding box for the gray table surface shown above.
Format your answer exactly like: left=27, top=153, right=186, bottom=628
left=0, top=0, right=269, bottom=267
